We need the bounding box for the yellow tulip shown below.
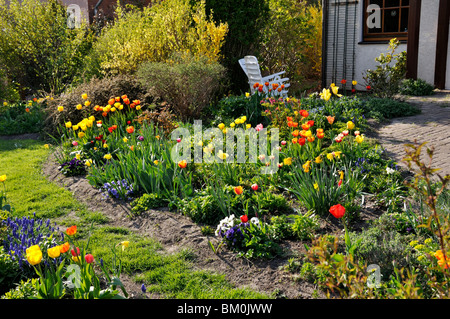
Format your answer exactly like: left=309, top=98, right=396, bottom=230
left=47, top=246, right=61, bottom=259
left=65, top=121, right=72, bottom=128
left=57, top=106, right=64, bottom=112
left=153, top=160, right=159, bottom=165
left=104, top=154, right=112, bottom=160
left=81, top=93, right=88, bottom=99
left=245, top=92, right=250, bottom=98
left=339, top=171, right=344, bottom=180
left=26, top=245, right=42, bottom=266
left=75, top=154, right=81, bottom=160
left=76, top=104, right=82, bottom=110
left=331, top=85, right=342, bottom=97
left=84, top=101, right=91, bottom=107
left=72, top=125, right=79, bottom=131
left=246, top=124, right=251, bottom=129
left=230, top=122, right=235, bottom=128
left=347, top=121, right=355, bottom=130
left=218, top=123, right=225, bottom=130
left=0, top=175, right=6, bottom=182
left=355, top=134, right=364, bottom=144
left=136, top=105, right=141, bottom=110
left=352, top=80, right=357, bottom=86
left=319, top=88, right=331, bottom=101
left=78, top=132, right=85, bottom=138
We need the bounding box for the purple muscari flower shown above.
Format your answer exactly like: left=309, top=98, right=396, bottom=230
left=141, top=284, right=146, bottom=293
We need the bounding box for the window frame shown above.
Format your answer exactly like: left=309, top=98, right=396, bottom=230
left=363, top=0, right=410, bottom=42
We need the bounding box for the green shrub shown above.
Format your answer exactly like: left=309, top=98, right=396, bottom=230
left=208, top=93, right=269, bottom=127
left=0, top=101, right=46, bottom=135
left=362, top=97, right=421, bottom=121
left=200, top=0, right=270, bottom=93
left=0, top=247, right=23, bottom=296
left=137, top=52, right=226, bottom=120
left=291, top=212, right=320, bottom=241
left=93, top=0, right=228, bottom=75
left=349, top=226, right=414, bottom=279
left=0, top=0, right=94, bottom=96
left=399, top=78, right=434, bottom=96
left=259, top=0, right=322, bottom=90
left=363, top=38, right=407, bottom=98
left=1, top=279, right=38, bottom=299
left=131, top=193, right=168, bottom=214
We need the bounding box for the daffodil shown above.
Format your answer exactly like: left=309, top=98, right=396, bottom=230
left=123, top=137, right=128, bottom=143
left=315, top=156, right=322, bottom=164
left=331, top=85, right=342, bottom=97
left=283, top=157, right=292, bottom=166
left=118, top=241, right=130, bottom=251
left=85, top=159, right=92, bottom=167
left=314, top=182, right=319, bottom=190
left=217, top=150, right=228, bottom=160
left=104, top=154, right=112, bottom=160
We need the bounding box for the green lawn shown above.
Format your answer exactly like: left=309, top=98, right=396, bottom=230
left=0, top=138, right=268, bottom=299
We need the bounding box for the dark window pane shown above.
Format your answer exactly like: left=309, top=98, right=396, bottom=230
left=385, top=0, right=400, bottom=7
left=401, top=8, right=409, bottom=32
left=384, top=9, right=400, bottom=32
left=369, top=0, right=383, bottom=6
left=402, top=0, right=410, bottom=6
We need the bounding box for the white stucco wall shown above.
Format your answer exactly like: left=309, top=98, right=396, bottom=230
left=416, top=0, right=439, bottom=87
left=353, top=1, right=407, bottom=91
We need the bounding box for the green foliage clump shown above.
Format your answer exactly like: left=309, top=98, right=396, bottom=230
left=363, top=38, right=407, bottom=98
left=362, top=97, right=421, bottom=121
left=200, top=0, right=270, bottom=93
left=0, top=0, right=94, bottom=96
left=0, top=101, right=46, bottom=136
left=131, top=193, right=168, bottom=214
left=137, top=52, right=226, bottom=120
left=1, top=279, right=38, bottom=299
left=399, top=78, right=435, bottom=96
left=259, top=0, right=322, bottom=90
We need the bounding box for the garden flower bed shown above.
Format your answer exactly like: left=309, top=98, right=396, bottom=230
left=1, top=81, right=448, bottom=300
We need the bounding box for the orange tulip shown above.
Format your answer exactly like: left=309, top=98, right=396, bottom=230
left=108, top=98, right=115, bottom=105
left=234, top=186, right=243, bottom=195
left=60, top=242, right=70, bottom=253
left=327, top=116, right=335, bottom=125
left=178, top=160, right=187, bottom=169
left=66, top=225, right=77, bottom=236
left=126, top=126, right=135, bottom=134
left=292, top=130, right=299, bottom=137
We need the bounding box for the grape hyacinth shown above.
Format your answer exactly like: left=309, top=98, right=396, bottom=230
left=2, top=213, right=61, bottom=269
left=102, top=179, right=134, bottom=201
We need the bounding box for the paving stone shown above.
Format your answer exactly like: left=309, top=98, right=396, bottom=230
left=375, top=92, right=450, bottom=179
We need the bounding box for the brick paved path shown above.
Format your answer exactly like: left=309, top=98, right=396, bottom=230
left=376, top=92, right=450, bottom=179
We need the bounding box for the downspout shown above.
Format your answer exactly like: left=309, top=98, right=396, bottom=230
left=94, top=0, right=104, bottom=18
left=321, top=0, right=328, bottom=89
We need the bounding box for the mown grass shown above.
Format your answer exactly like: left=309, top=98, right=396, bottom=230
left=0, top=138, right=269, bottom=299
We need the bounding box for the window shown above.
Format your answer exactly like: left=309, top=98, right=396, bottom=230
left=364, top=0, right=409, bottom=41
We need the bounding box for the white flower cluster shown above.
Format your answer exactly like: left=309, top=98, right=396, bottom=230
left=214, top=215, right=261, bottom=236
left=386, top=167, right=395, bottom=175
left=215, top=214, right=236, bottom=236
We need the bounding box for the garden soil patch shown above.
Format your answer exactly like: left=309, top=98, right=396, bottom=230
left=40, top=150, right=386, bottom=299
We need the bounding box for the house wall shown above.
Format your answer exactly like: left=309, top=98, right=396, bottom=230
left=323, top=0, right=407, bottom=91
left=416, top=0, right=439, bottom=87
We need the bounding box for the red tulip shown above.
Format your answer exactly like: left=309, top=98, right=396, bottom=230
left=251, top=183, right=258, bottom=191
left=71, top=247, right=80, bottom=257
left=298, top=137, right=306, bottom=146
left=329, top=204, right=346, bottom=219
left=85, top=254, right=94, bottom=264
left=240, top=215, right=248, bottom=223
